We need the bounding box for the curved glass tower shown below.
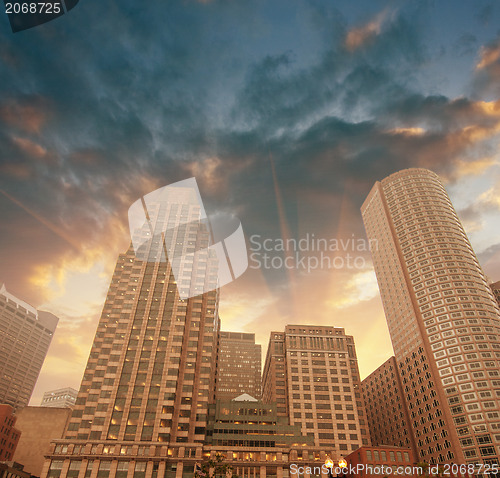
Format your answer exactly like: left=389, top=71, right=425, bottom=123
left=362, top=168, right=500, bottom=465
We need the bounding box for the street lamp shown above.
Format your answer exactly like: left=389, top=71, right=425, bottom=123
left=324, top=457, right=348, bottom=478
left=325, top=457, right=334, bottom=477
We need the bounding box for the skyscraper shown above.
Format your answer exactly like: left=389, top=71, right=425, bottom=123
left=43, top=187, right=221, bottom=478
left=0, top=284, right=58, bottom=408
left=262, top=325, right=371, bottom=453
left=362, top=356, right=416, bottom=456
left=216, top=331, right=261, bottom=401
left=361, top=168, right=500, bottom=465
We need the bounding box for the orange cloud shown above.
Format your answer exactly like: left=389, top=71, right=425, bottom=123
left=454, top=157, right=497, bottom=177
left=0, top=189, right=82, bottom=251
left=478, top=183, right=500, bottom=209
left=345, top=10, right=389, bottom=52
left=446, top=99, right=500, bottom=150
left=187, top=156, right=226, bottom=194
left=387, top=127, right=426, bottom=136
left=0, top=163, right=33, bottom=179
left=186, top=155, right=253, bottom=197
left=476, top=40, right=500, bottom=70
left=0, top=99, right=48, bottom=134
left=474, top=99, right=500, bottom=115
left=12, top=136, right=48, bottom=159
left=28, top=214, right=129, bottom=301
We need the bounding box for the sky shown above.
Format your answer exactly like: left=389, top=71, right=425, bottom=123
left=1, top=0, right=500, bottom=405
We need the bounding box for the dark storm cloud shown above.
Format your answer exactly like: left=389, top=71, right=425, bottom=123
left=232, top=7, right=426, bottom=132
left=1, top=0, right=499, bottom=303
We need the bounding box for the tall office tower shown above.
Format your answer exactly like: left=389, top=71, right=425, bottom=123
left=362, top=356, right=417, bottom=456
left=43, top=187, right=221, bottom=478
left=262, top=325, right=371, bottom=453
left=0, top=284, right=58, bottom=408
left=40, top=387, right=78, bottom=408
left=216, top=331, right=262, bottom=401
left=491, top=281, right=500, bottom=307
left=361, top=168, right=500, bottom=465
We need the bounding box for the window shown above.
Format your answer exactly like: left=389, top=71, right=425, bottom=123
left=98, top=461, right=111, bottom=478
left=48, top=461, right=64, bottom=478
left=68, top=461, right=81, bottom=478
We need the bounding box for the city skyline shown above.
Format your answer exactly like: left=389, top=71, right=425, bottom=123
left=0, top=0, right=500, bottom=406
left=2, top=165, right=500, bottom=473
left=18, top=163, right=500, bottom=406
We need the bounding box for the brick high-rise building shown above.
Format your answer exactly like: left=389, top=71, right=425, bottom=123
left=361, top=168, right=500, bottom=465
left=362, top=356, right=416, bottom=456
left=262, top=325, right=371, bottom=453
left=42, top=185, right=221, bottom=478
left=216, top=331, right=261, bottom=401
left=491, top=281, right=500, bottom=307
left=0, top=284, right=58, bottom=408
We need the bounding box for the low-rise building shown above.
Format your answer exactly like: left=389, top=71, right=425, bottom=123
left=0, top=461, right=32, bottom=478
left=40, top=388, right=77, bottom=409
left=13, top=406, right=72, bottom=477
left=0, top=404, right=21, bottom=461
left=206, top=393, right=314, bottom=448
left=42, top=396, right=337, bottom=478
left=361, top=357, right=416, bottom=457
left=345, top=445, right=416, bottom=477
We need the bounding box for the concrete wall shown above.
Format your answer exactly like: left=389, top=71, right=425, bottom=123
left=13, top=406, right=71, bottom=477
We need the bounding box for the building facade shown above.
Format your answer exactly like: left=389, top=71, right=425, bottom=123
left=0, top=284, right=59, bottom=409
left=345, top=445, right=416, bottom=478
left=42, top=187, right=221, bottom=478
left=0, top=462, right=32, bottom=478
left=362, top=357, right=416, bottom=456
left=216, top=332, right=262, bottom=401
left=13, top=406, right=72, bottom=476
left=203, top=394, right=336, bottom=478
left=0, top=404, right=21, bottom=461
left=361, top=168, right=500, bottom=465
left=262, top=325, right=371, bottom=452
left=206, top=394, right=313, bottom=448
left=40, top=388, right=78, bottom=408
